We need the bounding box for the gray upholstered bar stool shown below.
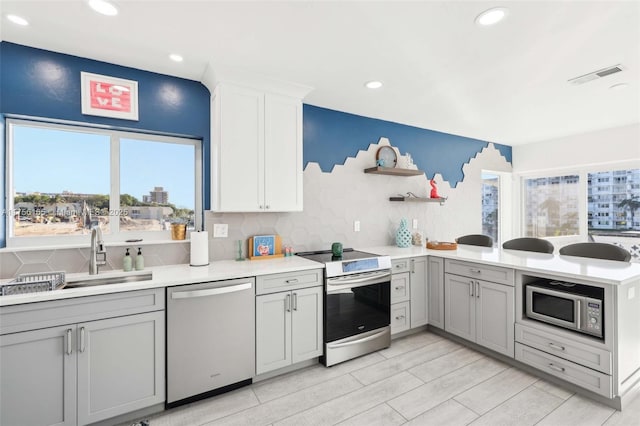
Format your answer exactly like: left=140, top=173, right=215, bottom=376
left=456, top=234, right=493, bottom=247
left=559, top=242, right=631, bottom=262
left=502, top=237, right=554, bottom=254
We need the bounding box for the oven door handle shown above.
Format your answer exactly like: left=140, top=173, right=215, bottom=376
left=326, top=328, right=389, bottom=349
left=327, top=271, right=391, bottom=287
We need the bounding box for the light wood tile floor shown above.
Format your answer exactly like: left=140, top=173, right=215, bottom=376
left=144, top=331, right=640, bottom=426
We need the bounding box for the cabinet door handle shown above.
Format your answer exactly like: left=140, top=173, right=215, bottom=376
left=548, top=363, right=565, bottom=373
left=476, top=281, right=480, bottom=298
left=66, top=328, right=73, bottom=355
left=395, top=315, right=405, bottom=320
left=292, top=293, right=298, bottom=311
left=410, top=259, right=415, bottom=274
left=285, top=278, right=299, bottom=284
left=548, top=343, right=566, bottom=351
left=285, top=294, right=291, bottom=312
left=470, top=268, right=481, bottom=274
left=395, top=285, right=404, bottom=291
left=265, top=205, right=270, bottom=210
left=469, top=281, right=474, bottom=297
left=79, top=327, right=86, bottom=353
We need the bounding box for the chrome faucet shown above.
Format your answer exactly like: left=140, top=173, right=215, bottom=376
left=89, top=225, right=107, bottom=275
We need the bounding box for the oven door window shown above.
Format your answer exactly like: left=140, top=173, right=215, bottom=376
left=532, top=292, right=575, bottom=323
left=325, top=283, right=390, bottom=342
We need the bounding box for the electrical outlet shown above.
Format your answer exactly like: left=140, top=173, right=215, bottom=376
left=412, top=218, right=418, bottom=229
left=213, top=223, right=228, bottom=238
left=354, top=220, right=361, bottom=232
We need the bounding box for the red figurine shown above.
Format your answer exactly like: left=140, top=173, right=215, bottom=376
left=430, top=179, right=440, bottom=199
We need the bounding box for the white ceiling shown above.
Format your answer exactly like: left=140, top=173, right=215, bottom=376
left=1, top=0, right=639, bottom=146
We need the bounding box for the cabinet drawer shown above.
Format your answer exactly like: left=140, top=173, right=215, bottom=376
left=0, top=289, right=165, bottom=335
left=445, top=259, right=514, bottom=286
left=391, top=273, right=410, bottom=304
left=391, top=302, right=410, bottom=334
left=515, top=343, right=612, bottom=398
left=515, top=323, right=611, bottom=374
left=392, top=259, right=410, bottom=274
left=256, top=269, right=323, bottom=295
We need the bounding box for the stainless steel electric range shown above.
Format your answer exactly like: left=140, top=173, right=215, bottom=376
left=296, top=249, right=392, bottom=366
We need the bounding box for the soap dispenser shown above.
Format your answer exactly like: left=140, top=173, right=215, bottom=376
left=135, top=247, right=144, bottom=270
left=123, top=248, right=133, bottom=272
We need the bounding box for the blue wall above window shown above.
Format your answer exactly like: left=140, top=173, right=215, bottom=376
left=0, top=42, right=211, bottom=246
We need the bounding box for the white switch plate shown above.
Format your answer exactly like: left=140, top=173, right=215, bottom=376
left=213, top=223, right=228, bottom=238
left=629, top=287, right=636, bottom=300
left=354, top=220, right=361, bottom=232
left=412, top=219, right=418, bottom=229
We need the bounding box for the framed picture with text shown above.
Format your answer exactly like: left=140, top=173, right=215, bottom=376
left=81, top=72, right=139, bottom=120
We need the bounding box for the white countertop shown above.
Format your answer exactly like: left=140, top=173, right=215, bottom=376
left=0, top=256, right=323, bottom=307
left=362, top=245, right=640, bottom=286
left=3, top=245, right=639, bottom=307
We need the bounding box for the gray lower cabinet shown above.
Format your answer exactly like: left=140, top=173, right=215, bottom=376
left=0, top=289, right=165, bottom=426
left=77, top=311, right=165, bottom=425
left=256, top=285, right=323, bottom=374
left=1, top=325, right=76, bottom=426
left=409, top=256, right=428, bottom=328
left=390, top=256, right=428, bottom=334
left=427, top=256, right=445, bottom=329
left=445, top=274, right=514, bottom=357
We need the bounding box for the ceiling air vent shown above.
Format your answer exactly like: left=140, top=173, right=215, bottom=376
left=568, top=64, right=624, bottom=85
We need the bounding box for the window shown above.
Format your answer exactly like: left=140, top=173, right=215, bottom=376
left=481, top=172, right=500, bottom=243
left=6, top=119, right=202, bottom=246
left=523, top=175, right=580, bottom=237
left=521, top=167, right=640, bottom=242
left=588, top=169, right=640, bottom=233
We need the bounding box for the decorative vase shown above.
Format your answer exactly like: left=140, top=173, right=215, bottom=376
left=396, top=218, right=412, bottom=248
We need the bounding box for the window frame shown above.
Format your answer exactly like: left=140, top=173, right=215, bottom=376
left=5, top=118, right=203, bottom=248
left=515, top=160, right=640, bottom=245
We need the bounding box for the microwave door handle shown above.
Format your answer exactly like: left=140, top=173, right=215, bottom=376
left=575, top=299, right=581, bottom=330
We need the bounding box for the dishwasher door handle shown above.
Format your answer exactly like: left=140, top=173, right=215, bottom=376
left=171, top=282, right=252, bottom=299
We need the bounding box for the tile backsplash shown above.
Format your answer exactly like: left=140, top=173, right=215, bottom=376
left=0, top=139, right=511, bottom=279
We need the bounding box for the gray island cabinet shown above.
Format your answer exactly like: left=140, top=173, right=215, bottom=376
left=0, top=288, right=165, bottom=426
left=444, top=259, right=515, bottom=357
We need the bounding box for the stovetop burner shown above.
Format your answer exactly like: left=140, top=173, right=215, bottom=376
left=295, top=248, right=379, bottom=263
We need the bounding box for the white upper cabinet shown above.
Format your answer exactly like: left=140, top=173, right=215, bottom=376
left=210, top=82, right=304, bottom=212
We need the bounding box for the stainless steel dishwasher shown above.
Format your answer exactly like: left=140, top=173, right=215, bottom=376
left=166, top=277, right=255, bottom=407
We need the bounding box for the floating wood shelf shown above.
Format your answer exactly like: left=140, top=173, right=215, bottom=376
left=389, top=196, right=447, bottom=205
left=364, top=167, right=424, bottom=176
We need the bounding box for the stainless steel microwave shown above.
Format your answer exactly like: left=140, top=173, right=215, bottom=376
left=525, top=280, right=604, bottom=339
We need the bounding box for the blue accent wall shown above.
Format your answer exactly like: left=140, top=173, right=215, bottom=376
left=0, top=42, right=211, bottom=246
left=303, top=104, right=512, bottom=185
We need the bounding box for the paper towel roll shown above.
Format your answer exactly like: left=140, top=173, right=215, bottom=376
left=190, top=231, right=209, bottom=266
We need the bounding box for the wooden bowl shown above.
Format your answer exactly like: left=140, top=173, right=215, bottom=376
left=426, top=241, right=458, bottom=250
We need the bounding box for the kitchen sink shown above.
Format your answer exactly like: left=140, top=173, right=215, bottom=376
left=63, top=272, right=153, bottom=289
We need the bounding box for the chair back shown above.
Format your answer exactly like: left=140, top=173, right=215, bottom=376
left=456, top=234, right=493, bottom=247
left=502, top=237, right=554, bottom=254
left=559, top=242, right=631, bottom=262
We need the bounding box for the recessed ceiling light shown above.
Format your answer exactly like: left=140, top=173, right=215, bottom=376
left=475, top=7, right=508, bottom=26
left=609, top=83, right=629, bottom=91
left=365, top=81, right=383, bottom=89
left=7, top=14, right=29, bottom=26
left=169, top=54, right=184, bottom=62
left=88, top=0, right=118, bottom=16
